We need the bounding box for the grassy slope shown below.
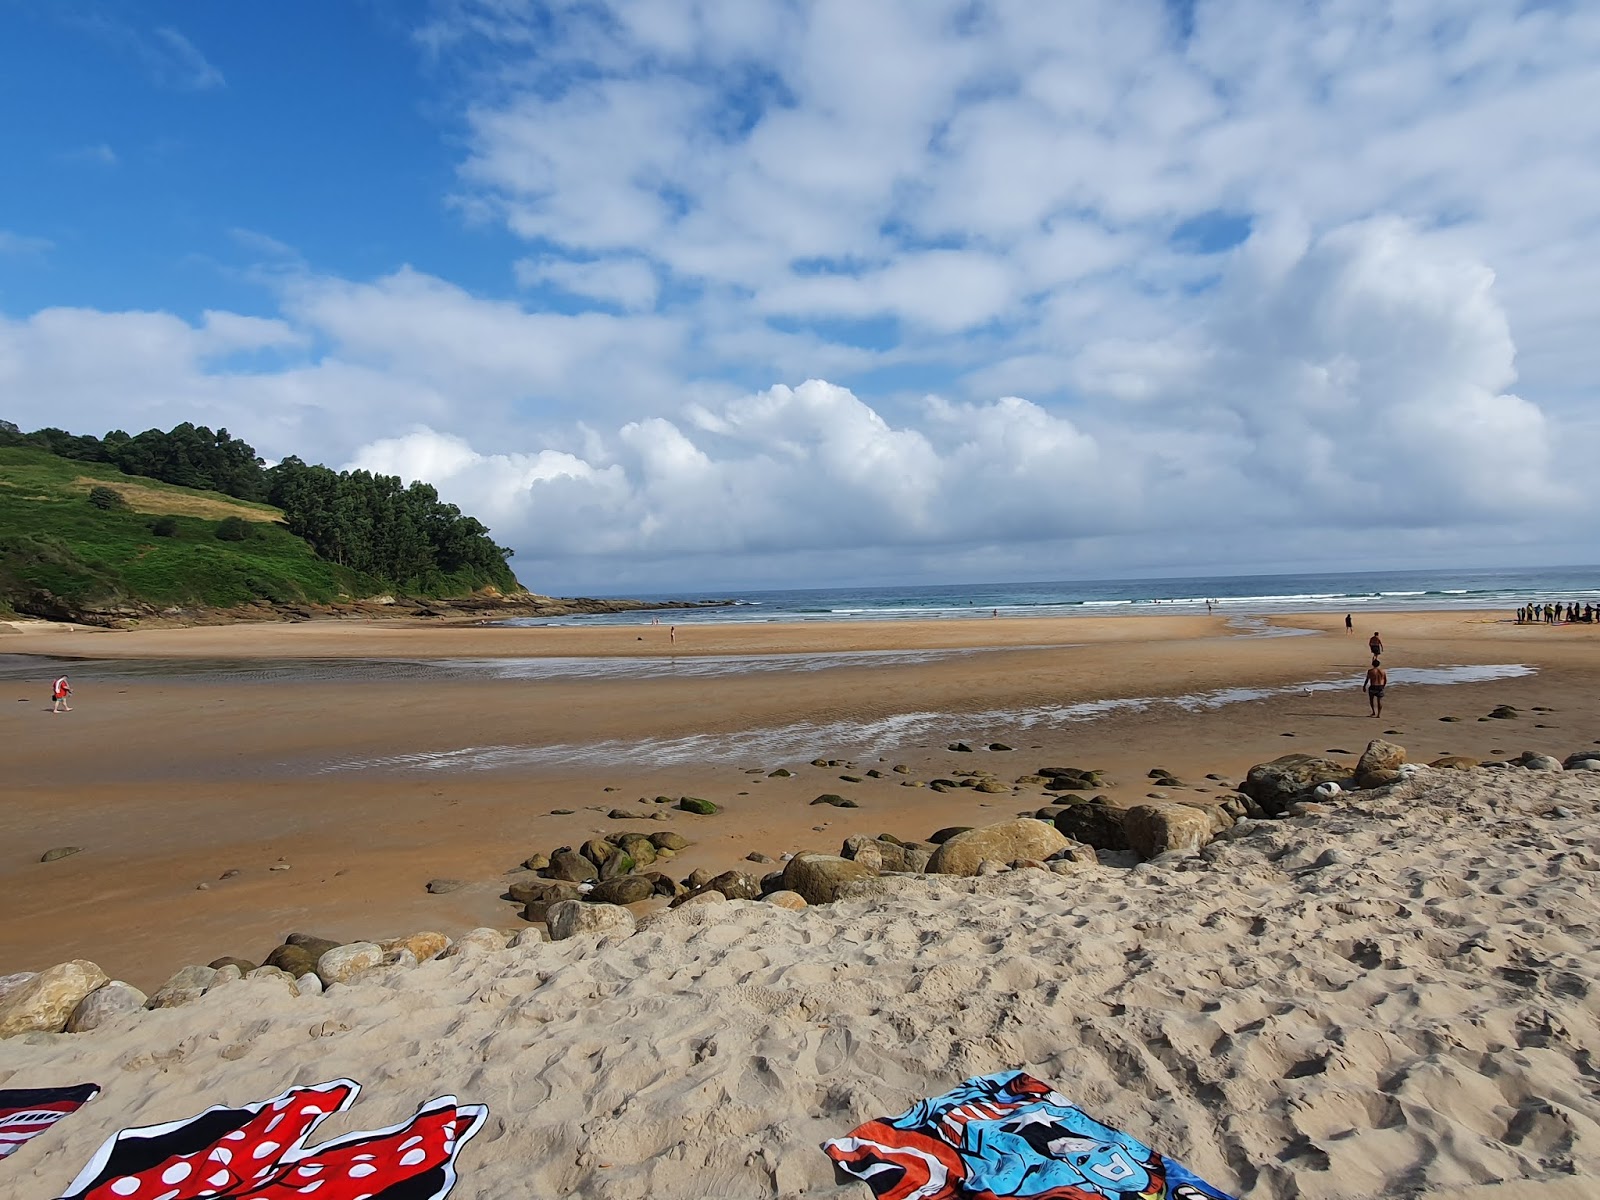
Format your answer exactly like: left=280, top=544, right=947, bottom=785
left=0, top=447, right=369, bottom=612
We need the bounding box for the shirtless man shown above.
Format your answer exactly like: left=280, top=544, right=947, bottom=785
left=1368, top=631, right=1383, bottom=656
left=1364, top=658, right=1387, bottom=717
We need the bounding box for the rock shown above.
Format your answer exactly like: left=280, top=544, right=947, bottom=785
left=642, top=871, right=681, bottom=897
left=148, top=965, right=219, bottom=1009
left=1048, top=841, right=1098, bottom=865
left=1430, top=755, right=1479, bottom=770
left=1355, top=739, right=1407, bottom=787
left=974, top=780, right=1010, bottom=794
left=705, top=870, right=762, bottom=900
left=67, top=981, right=148, bottom=1032
left=379, top=932, right=450, bottom=962
left=426, top=878, right=466, bottom=894
left=988, top=742, right=1013, bottom=752
left=315, top=942, right=385, bottom=986
left=547, top=900, right=636, bottom=941
left=839, top=774, right=864, bottom=783
left=207, top=956, right=258, bottom=974
left=780, top=853, right=877, bottom=905
left=1124, top=804, right=1216, bottom=859
left=1239, top=754, right=1350, bottom=817
left=811, top=793, right=858, bottom=808
left=40, top=846, right=83, bottom=863
left=1488, top=705, right=1519, bottom=719
left=1052, top=804, right=1130, bottom=852
left=677, top=796, right=719, bottom=815
left=509, top=879, right=582, bottom=906
left=927, top=819, right=1072, bottom=877
left=975, top=859, right=1008, bottom=876
left=670, top=890, right=726, bottom=909
left=379, top=948, right=418, bottom=971
left=1357, top=769, right=1405, bottom=788
left=263, top=944, right=319, bottom=977
left=683, top=867, right=715, bottom=890
left=296, top=971, right=324, bottom=995
left=746, top=851, right=774, bottom=864
left=588, top=876, right=655, bottom=905
left=522, top=852, right=550, bottom=871
left=1563, top=754, right=1600, bottom=771
left=546, top=849, right=599, bottom=882
left=765, top=890, right=807, bottom=910
left=442, top=927, right=509, bottom=957
left=285, top=933, right=342, bottom=959
left=614, top=834, right=658, bottom=866
left=0, top=961, right=110, bottom=1035
left=768, top=768, right=792, bottom=777
left=650, top=832, right=690, bottom=851
left=244, top=967, right=301, bottom=996
left=878, top=842, right=931, bottom=873
left=1522, top=754, right=1564, bottom=772
left=509, top=928, right=546, bottom=949
left=948, top=742, right=974, bottom=752
left=928, top=826, right=972, bottom=844
left=608, top=808, right=645, bottom=819
left=598, top=851, right=636, bottom=880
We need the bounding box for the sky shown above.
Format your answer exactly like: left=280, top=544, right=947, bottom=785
left=2, top=0, right=1599, bottom=594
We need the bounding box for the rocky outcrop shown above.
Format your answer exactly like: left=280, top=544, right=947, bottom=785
left=927, top=819, right=1071, bottom=877
left=66, top=981, right=147, bottom=1032
left=315, top=942, right=384, bottom=986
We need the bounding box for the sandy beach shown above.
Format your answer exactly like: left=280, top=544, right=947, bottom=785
left=4, top=609, right=1599, bottom=990
left=3, top=609, right=1600, bottom=1197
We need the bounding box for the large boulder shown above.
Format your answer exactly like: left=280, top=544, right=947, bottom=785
left=650, top=832, right=689, bottom=851
left=285, top=933, right=341, bottom=960
left=614, top=834, right=658, bottom=867
left=263, top=943, right=320, bottom=978
left=67, top=981, right=148, bottom=1032
left=1355, top=739, right=1407, bottom=788
left=1239, top=754, right=1350, bottom=816
left=1124, top=804, right=1217, bottom=859
left=705, top=870, right=762, bottom=901
left=1052, top=804, right=1129, bottom=852
left=780, top=853, right=877, bottom=905
left=315, top=942, right=384, bottom=987
left=878, top=841, right=931, bottom=873
left=547, top=900, right=636, bottom=941
left=588, top=876, right=655, bottom=905
left=546, top=849, right=599, bottom=883
left=927, top=819, right=1071, bottom=877
left=0, top=961, right=109, bottom=1036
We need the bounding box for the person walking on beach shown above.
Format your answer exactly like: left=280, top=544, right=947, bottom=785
left=50, top=675, right=72, bottom=713
left=1368, top=631, right=1383, bottom=656
left=1364, top=658, right=1387, bottom=718
left=1345, top=613, right=1353, bottom=634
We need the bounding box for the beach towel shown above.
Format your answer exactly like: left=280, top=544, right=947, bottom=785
left=822, top=1070, right=1235, bottom=1200
left=57, top=1079, right=486, bottom=1200
left=0, top=1084, right=100, bottom=1161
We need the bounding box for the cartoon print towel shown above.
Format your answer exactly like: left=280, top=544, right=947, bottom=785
left=0, top=1084, right=100, bottom=1161
left=57, top=1079, right=485, bottom=1200
left=822, top=1071, right=1235, bottom=1200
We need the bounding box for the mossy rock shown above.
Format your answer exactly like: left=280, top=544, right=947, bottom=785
left=677, top=796, right=719, bottom=815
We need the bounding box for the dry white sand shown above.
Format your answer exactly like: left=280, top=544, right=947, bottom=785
left=2, top=764, right=1597, bottom=1199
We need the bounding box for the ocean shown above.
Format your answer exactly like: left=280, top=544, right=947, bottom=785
left=508, top=565, right=1600, bottom=626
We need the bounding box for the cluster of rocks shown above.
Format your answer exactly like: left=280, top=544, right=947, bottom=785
left=0, top=927, right=530, bottom=1038
left=505, top=830, right=694, bottom=918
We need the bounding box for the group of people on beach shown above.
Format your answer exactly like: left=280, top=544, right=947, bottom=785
left=1516, top=602, right=1597, bottom=624
left=1345, top=616, right=1388, bottom=716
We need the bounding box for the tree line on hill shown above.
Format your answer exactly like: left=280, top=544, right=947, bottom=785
left=0, top=418, right=519, bottom=594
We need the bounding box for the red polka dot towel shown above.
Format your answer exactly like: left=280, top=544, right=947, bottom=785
left=55, top=1079, right=485, bottom=1200
left=0, top=1084, right=100, bottom=1161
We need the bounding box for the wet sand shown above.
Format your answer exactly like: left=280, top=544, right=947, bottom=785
left=4, top=609, right=1599, bottom=989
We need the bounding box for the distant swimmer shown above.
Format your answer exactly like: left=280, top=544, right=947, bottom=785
left=1345, top=613, right=1353, bottom=634
left=1364, top=658, right=1387, bottom=718
left=1368, top=631, right=1383, bottom=656
left=50, top=675, right=72, bottom=713
left=669, top=625, right=676, bottom=644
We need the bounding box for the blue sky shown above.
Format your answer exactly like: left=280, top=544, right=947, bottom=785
left=2, top=1, right=1598, bottom=592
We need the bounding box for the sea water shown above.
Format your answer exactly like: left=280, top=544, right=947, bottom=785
left=504, top=564, right=1600, bottom=626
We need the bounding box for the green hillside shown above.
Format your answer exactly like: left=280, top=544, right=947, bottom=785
left=0, top=447, right=371, bottom=618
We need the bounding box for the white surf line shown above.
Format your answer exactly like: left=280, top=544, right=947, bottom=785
left=318, top=664, right=1535, bottom=774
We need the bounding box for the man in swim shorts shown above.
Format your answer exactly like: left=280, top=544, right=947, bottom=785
left=1368, top=631, right=1383, bottom=656
left=1364, top=658, right=1387, bottom=717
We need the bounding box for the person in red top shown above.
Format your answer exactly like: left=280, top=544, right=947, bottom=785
left=50, top=675, right=72, bottom=713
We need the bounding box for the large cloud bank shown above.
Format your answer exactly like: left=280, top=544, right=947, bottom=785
left=5, top=0, right=1598, bottom=588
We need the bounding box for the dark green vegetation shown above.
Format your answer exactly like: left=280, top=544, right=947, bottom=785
left=0, top=419, right=522, bottom=619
